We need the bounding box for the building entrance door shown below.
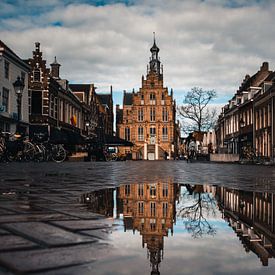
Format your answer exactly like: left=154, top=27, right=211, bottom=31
left=148, top=152, right=155, bottom=160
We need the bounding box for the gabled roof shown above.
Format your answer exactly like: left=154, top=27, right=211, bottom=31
left=265, top=71, right=275, bottom=82
left=97, top=93, right=112, bottom=105
left=69, top=84, right=91, bottom=94
left=123, top=93, right=133, bottom=105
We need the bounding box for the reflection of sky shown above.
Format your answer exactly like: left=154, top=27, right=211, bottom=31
left=88, top=186, right=275, bottom=275
left=92, top=219, right=275, bottom=275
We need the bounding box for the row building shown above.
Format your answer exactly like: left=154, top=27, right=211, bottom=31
left=215, top=62, right=275, bottom=162
left=0, top=40, right=114, bottom=155
left=116, top=38, right=180, bottom=160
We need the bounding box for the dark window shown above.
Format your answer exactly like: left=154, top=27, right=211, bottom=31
left=150, top=127, right=156, bottom=136
left=4, top=61, right=9, bottom=79
left=138, top=126, right=144, bottom=141
left=162, top=107, right=168, bottom=122
left=138, top=202, right=144, bottom=215
left=150, top=93, right=156, bottom=100
left=150, top=184, right=156, bottom=197
left=150, top=202, right=156, bottom=216
left=150, top=107, right=155, bottom=122
left=125, top=127, right=130, bottom=141
left=162, top=127, right=168, bottom=141
left=163, top=202, right=168, bottom=217
left=162, top=93, right=165, bottom=100
left=138, top=108, right=144, bottom=121
left=31, top=91, right=42, bottom=114
left=141, top=94, right=144, bottom=100
left=162, top=183, right=168, bottom=197
left=33, top=69, right=41, bottom=82
left=138, top=184, right=144, bottom=196
left=2, top=88, right=9, bottom=112
left=125, top=185, right=131, bottom=196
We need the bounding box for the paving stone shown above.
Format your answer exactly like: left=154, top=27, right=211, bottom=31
left=0, top=235, right=38, bottom=251
left=50, top=219, right=112, bottom=232
left=0, top=243, right=110, bottom=274
left=79, top=228, right=112, bottom=240
left=3, top=222, right=96, bottom=247
left=46, top=210, right=105, bottom=220
left=0, top=229, right=10, bottom=236
left=0, top=213, right=77, bottom=224
left=0, top=208, right=16, bottom=215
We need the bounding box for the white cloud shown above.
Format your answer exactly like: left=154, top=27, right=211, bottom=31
left=1, top=0, right=275, bottom=106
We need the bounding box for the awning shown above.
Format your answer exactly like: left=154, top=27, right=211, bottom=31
left=50, top=127, right=68, bottom=144
left=104, top=134, right=133, bottom=146
left=65, top=129, right=85, bottom=145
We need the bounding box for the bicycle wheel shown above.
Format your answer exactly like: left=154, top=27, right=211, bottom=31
left=51, top=145, right=66, bottom=163
left=0, top=144, right=5, bottom=161
left=23, top=142, right=35, bottom=161
left=34, top=144, right=45, bottom=162
left=6, top=150, right=17, bottom=162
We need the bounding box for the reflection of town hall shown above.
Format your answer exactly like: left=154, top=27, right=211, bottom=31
left=116, top=37, right=179, bottom=160
left=116, top=182, right=179, bottom=274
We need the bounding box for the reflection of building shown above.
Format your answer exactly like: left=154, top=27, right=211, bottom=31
left=216, top=187, right=275, bottom=266
left=81, top=188, right=114, bottom=217
left=116, top=37, right=179, bottom=160
left=117, top=182, right=180, bottom=274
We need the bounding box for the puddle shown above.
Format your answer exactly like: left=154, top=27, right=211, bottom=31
left=81, top=182, right=275, bottom=275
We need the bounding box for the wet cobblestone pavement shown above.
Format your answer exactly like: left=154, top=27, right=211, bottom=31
left=1, top=161, right=275, bottom=274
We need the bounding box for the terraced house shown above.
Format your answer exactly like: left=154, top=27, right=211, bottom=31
left=116, top=38, right=179, bottom=160
left=216, top=62, right=275, bottom=162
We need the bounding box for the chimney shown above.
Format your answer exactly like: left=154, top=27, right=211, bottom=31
left=110, top=85, right=113, bottom=95
left=261, top=62, right=269, bottom=71
left=50, top=56, right=61, bottom=79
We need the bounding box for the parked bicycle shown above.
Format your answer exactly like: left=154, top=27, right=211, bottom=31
left=0, top=130, right=67, bottom=163
left=0, top=132, right=35, bottom=162
left=32, top=132, right=67, bottom=163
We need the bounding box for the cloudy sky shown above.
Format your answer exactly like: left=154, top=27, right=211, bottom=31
left=1, top=0, right=275, bottom=106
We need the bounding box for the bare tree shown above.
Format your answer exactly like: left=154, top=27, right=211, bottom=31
left=178, top=87, right=217, bottom=133
left=178, top=185, right=217, bottom=238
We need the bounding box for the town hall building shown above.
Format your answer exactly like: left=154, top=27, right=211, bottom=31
left=116, top=37, right=179, bottom=160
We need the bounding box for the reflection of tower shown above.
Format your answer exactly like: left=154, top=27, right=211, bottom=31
left=117, top=181, right=180, bottom=274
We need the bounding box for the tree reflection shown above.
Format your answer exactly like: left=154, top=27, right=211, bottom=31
left=178, top=185, right=217, bottom=238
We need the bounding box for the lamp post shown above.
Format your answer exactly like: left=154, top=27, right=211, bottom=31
left=13, top=76, right=25, bottom=133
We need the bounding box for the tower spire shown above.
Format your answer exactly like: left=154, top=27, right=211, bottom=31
left=149, top=33, right=161, bottom=76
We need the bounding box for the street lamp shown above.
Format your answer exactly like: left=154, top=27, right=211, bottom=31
left=13, top=76, right=25, bottom=133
